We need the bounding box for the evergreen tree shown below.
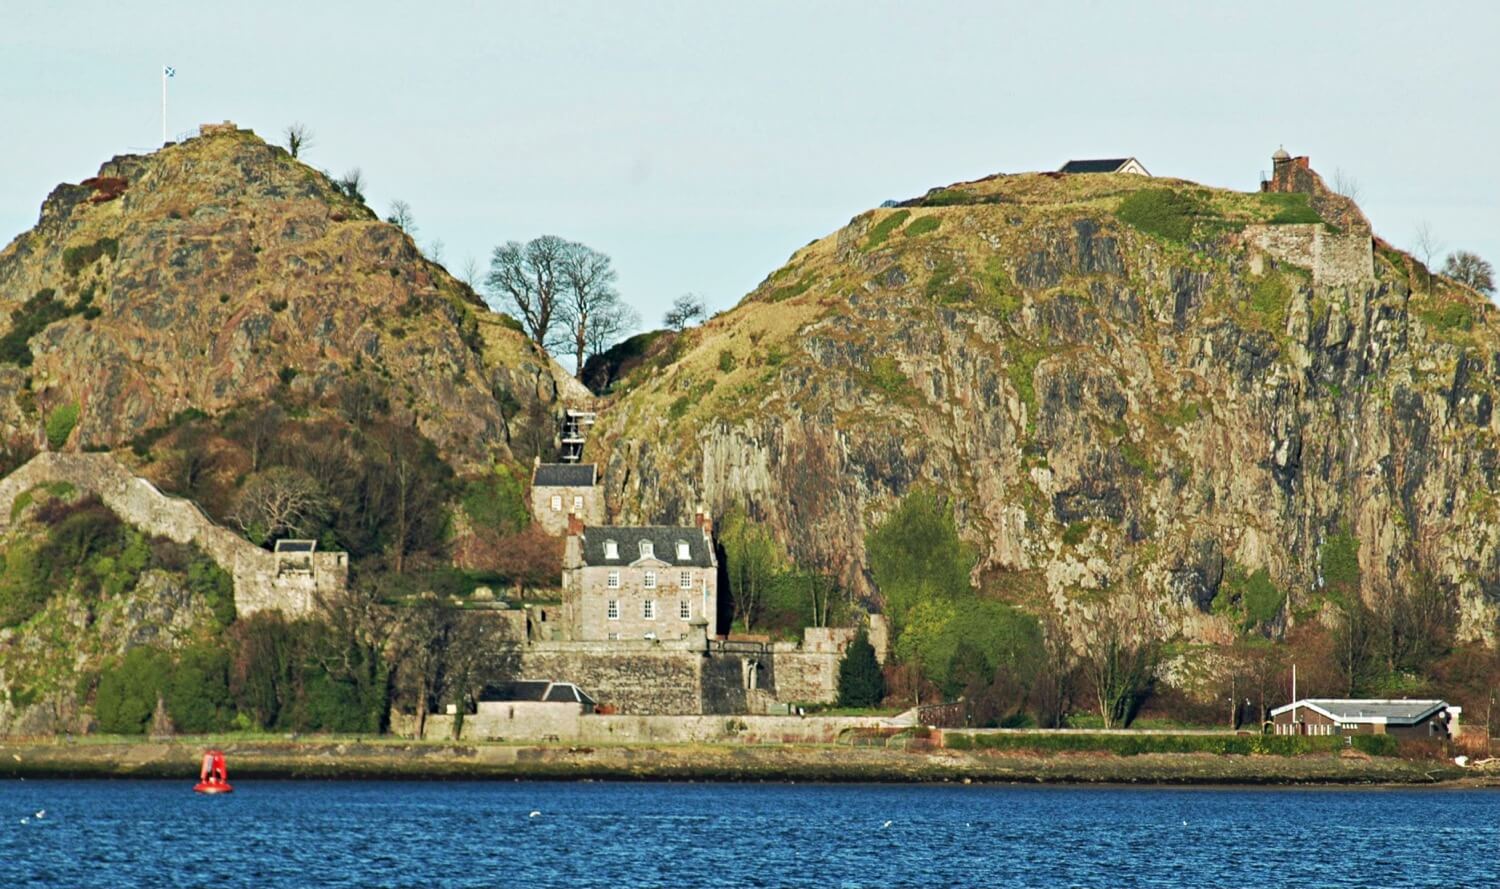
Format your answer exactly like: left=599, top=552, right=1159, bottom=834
left=837, top=630, right=885, bottom=708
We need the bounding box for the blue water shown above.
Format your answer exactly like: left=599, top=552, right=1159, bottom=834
left=1, top=780, right=1496, bottom=887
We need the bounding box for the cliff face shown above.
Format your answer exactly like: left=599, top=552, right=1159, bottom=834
left=596, top=167, right=1500, bottom=643
left=0, top=126, right=583, bottom=469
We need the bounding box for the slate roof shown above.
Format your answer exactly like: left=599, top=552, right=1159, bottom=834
left=1058, top=158, right=1135, bottom=174
left=480, top=681, right=596, bottom=707
left=1270, top=698, right=1450, bottom=724
left=581, top=525, right=714, bottom=568
left=533, top=463, right=597, bottom=487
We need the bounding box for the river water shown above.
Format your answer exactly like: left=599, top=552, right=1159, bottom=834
left=1, top=779, right=1496, bottom=887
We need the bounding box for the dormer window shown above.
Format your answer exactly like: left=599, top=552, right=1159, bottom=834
left=676, top=540, right=691, bottom=561
left=604, top=540, right=619, bottom=560
left=639, top=540, right=655, bottom=560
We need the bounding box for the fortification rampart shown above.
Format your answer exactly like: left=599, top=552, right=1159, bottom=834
left=1243, top=223, right=1373, bottom=287
left=0, top=452, right=334, bottom=617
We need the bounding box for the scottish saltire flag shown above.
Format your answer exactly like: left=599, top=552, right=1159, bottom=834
left=163, top=65, right=175, bottom=77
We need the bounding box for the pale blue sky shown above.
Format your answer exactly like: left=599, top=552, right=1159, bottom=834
left=3, top=1, right=1497, bottom=332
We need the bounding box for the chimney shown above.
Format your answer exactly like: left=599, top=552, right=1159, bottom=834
left=567, top=513, right=584, bottom=536
left=694, top=510, right=713, bottom=536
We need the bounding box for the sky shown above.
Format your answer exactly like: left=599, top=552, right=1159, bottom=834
left=2, top=1, right=1497, bottom=333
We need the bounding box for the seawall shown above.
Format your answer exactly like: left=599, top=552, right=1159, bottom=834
left=0, top=739, right=1482, bottom=786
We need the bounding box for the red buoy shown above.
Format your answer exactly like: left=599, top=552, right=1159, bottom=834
left=193, top=749, right=233, bottom=794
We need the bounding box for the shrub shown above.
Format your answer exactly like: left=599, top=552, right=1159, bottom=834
left=863, top=210, right=910, bottom=250
left=0, top=289, right=75, bottom=367
left=768, top=275, right=814, bottom=303
left=1213, top=565, right=1286, bottom=629
left=1116, top=189, right=1207, bottom=243
left=1414, top=299, right=1476, bottom=334
left=45, top=402, right=79, bottom=450
left=837, top=630, right=885, bottom=707
left=867, top=489, right=976, bottom=634
left=923, top=188, right=972, bottom=206
left=1061, top=521, right=1089, bottom=546
left=717, top=350, right=737, bottom=373
left=0, top=543, right=49, bottom=627
left=461, top=464, right=529, bottom=535
left=95, top=647, right=173, bottom=734
left=61, top=237, right=119, bottom=275
left=166, top=644, right=233, bottom=733
left=903, top=216, right=941, bottom=238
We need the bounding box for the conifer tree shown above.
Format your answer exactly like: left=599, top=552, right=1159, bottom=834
left=837, top=629, right=885, bottom=708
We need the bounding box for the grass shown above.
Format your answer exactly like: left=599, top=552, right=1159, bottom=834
left=1116, top=189, right=1209, bottom=243
left=1161, top=401, right=1201, bottom=429
left=921, top=188, right=973, bottom=206
left=1412, top=297, right=1476, bottom=334
left=1061, top=521, right=1089, bottom=546
left=1248, top=270, right=1293, bottom=333
left=863, top=210, right=910, bottom=250
left=45, top=402, right=79, bottom=450
left=767, top=275, right=815, bottom=303
left=903, top=216, right=941, bottom=238
left=1259, top=192, right=1326, bottom=225
left=978, top=257, right=1020, bottom=317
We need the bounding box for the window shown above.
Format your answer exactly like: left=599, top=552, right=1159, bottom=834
left=679, top=570, right=693, bottom=589
left=676, top=541, right=691, bottom=561
left=607, top=571, right=620, bottom=589
left=643, top=599, right=656, bottom=620
left=549, top=494, right=562, bottom=511
left=640, top=540, right=655, bottom=559
left=607, top=632, right=620, bottom=641
left=604, top=540, right=619, bottom=560
left=607, top=599, right=620, bottom=620
left=679, top=600, right=691, bottom=620
left=644, top=571, right=657, bottom=590
left=572, top=495, right=584, bottom=511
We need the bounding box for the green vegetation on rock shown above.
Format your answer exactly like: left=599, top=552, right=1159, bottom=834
left=863, top=210, right=910, bottom=250
left=45, top=402, right=79, bottom=450
left=1116, top=189, right=1207, bottom=243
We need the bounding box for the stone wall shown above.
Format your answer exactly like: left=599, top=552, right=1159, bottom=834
left=398, top=711, right=897, bottom=744
left=0, top=452, right=330, bottom=617
left=517, top=642, right=706, bottom=714
left=1243, top=223, right=1373, bottom=287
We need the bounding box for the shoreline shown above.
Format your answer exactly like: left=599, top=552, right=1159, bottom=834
left=3, top=739, right=1495, bottom=788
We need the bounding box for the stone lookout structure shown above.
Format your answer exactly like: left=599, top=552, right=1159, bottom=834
left=1247, top=146, right=1374, bottom=287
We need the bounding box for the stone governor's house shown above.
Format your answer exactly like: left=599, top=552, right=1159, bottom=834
left=561, top=513, right=718, bottom=642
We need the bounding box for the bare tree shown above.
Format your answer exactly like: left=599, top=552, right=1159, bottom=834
left=335, top=168, right=366, bottom=204
left=1331, top=168, right=1362, bottom=204
left=1442, top=251, right=1496, bottom=295
left=1413, top=222, right=1443, bottom=291
left=1078, top=600, right=1162, bottom=729
left=557, top=243, right=633, bottom=379
left=663, top=293, right=707, bottom=331
left=231, top=466, right=331, bottom=543
left=1032, top=614, right=1077, bottom=728
left=459, top=256, right=482, bottom=291
left=392, top=595, right=519, bottom=740
left=236, top=403, right=284, bottom=473
left=425, top=239, right=444, bottom=264
left=585, top=302, right=639, bottom=360
left=485, top=235, right=569, bottom=350
left=284, top=123, right=314, bottom=159
left=386, top=200, right=417, bottom=235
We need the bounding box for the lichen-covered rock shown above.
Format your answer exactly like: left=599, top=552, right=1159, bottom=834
left=0, top=126, right=582, bottom=470
left=595, top=169, right=1500, bottom=645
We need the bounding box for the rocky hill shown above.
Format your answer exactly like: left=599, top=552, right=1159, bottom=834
left=594, top=160, right=1500, bottom=646
left=0, top=124, right=584, bottom=471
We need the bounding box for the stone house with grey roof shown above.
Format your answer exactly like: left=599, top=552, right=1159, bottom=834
left=530, top=459, right=606, bottom=535
left=561, top=513, right=718, bottom=642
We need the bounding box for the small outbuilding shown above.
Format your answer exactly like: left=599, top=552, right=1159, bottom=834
left=1270, top=698, right=1460, bottom=740
left=1058, top=157, right=1151, bottom=176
